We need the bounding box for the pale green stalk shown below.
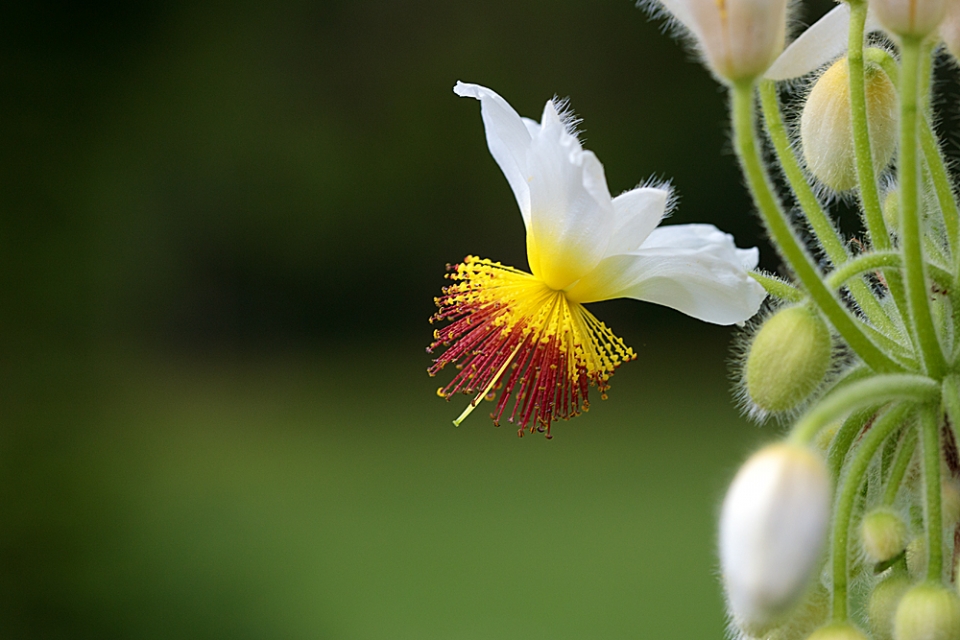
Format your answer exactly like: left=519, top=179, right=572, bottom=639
left=942, top=376, right=960, bottom=472
left=749, top=272, right=804, bottom=302
left=899, top=38, right=947, bottom=378
left=789, top=374, right=938, bottom=445
left=882, top=425, right=918, bottom=505
left=827, top=408, right=876, bottom=481
left=827, top=251, right=954, bottom=293
left=920, top=404, right=944, bottom=582
left=869, top=46, right=960, bottom=258
left=759, top=81, right=897, bottom=335
left=848, top=0, right=889, bottom=245
left=732, top=82, right=902, bottom=374
left=831, top=403, right=914, bottom=621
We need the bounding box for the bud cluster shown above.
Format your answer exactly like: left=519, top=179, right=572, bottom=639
left=645, top=0, right=960, bottom=637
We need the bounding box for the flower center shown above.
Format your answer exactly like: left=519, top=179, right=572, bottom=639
left=428, top=256, right=636, bottom=438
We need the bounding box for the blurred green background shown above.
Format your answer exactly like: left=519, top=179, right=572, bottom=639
left=0, top=0, right=839, bottom=637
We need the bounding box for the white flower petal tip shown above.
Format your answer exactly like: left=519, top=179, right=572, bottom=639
left=765, top=4, right=883, bottom=81
left=720, top=444, right=831, bottom=634
left=565, top=223, right=766, bottom=325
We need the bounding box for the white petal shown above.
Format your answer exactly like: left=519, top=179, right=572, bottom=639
left=454, top=82, right=533, bottom=227
left=765, top=4, right=884, bottom=80
left=564, top=224, right=765, bottom=325
left=602, top=187, right=671, bottom=257
left=525, top=100, right=615, bottom=290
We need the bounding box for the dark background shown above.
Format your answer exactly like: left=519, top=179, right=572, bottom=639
left=0, top=0, right=895, bottom=638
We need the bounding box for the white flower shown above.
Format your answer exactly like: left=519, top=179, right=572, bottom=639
left=427, top=83, right=764, bottom=437
left=451, top=81, right=765, bottom=322
left=650, top=0, right=789, bottom=82
left=765, top=4, right=883, bottom=81
left=720, top=443, right=832, bottom=633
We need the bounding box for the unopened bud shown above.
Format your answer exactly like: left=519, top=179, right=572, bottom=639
left=745, top=306, right=832, bottom=413
left=868, top=573, right=913, bottom=640
left=861, top=508, right=908, bottom=563
left=893, top=584, right=960, bottom=640
left=805, top=622, right=869, bottom=640
left=720, top=444, right=831, bottom=634
left=873, top=0, right=947, bottom=37
left=800, top=57, right=898, bottom=192
left=655, top=0, right=789, bottom=82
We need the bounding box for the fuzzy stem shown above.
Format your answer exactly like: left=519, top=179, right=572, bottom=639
left=920, top=404, right=944, bottom=582
left=883, top=425, right=918, bottom=505
left=732, top=81, right=902, bottom=373
left=759, top=80, right=896, bottom=334
left=942, top=375, right=960, bottom=451
left=848, top=0, right=888, bottom=246
left=828, top=408, right=877, bottom=481
left=899, top=38, right=946, bottom=378
left=789, top=374, right=938, bottom=445
left=831, top=403, right=914, bottom=621
left=749, top=271, right=804, bottom=302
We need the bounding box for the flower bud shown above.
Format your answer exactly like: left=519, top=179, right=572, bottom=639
left=861, top=508, right=908, bottom=563
left=893, top=584, right=960, bottom=640
left=868, top=573, right=912, bottom=640
left=656, top=0, right=789, bottom=82
left=720, top=444, right=831, bottom=634
left=800, top=57, right=898, bottom=192
left=745, top=306, right=832, bottom=413
left=872, top=0, right=947, bottom=38
left=805, top=622, right=869, bottom=640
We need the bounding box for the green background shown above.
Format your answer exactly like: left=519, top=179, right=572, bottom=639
left=0, top=0, right=842, bottom=637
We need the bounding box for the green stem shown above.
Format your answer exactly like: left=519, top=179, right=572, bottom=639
left=790, top=374, right=938, bottom=445
left=848, top=0, right=889, bottom=247
left=899, top=38, right=946, bottom=378
left=759, top=80, right=896, bottom=335
left=750, top=271, right=804, bottom=303
left=883, top=425, right=918, bottom=505
left=827, top=408, right=877, bottom=481
left=831, top=403, right=915, bottom=621
left=920, top=404, right=944, bottom=582
left=732, top=82, right=902, bottom=374
left=827, top=250, right=954, bottom=294
left=868, top=45, right=960, bottom=264
left=942, top=375, right=960, bottom=450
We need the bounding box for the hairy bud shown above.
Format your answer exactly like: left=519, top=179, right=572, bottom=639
left=893, top=584, right=960, bottom=640
left=868, top=573, right=912, bottom=640
left=654, top=0, right=789, bottom=82
left=745, top=306, right=832, bottom=413
left=800, top=57, right=898, bottom=192
left=861, top=508, right=908, bottom=563
left=720, top=444, right=831, bottom=634
left=872, top=0, right=947, bottom=37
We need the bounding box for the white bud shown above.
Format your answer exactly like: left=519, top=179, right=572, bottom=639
left=720, top=444, right=832, bottom=634
left=871, top=0, right=947, bottom=37
left=655, top=0, right=789, bottom=82
left=800, top=57, right=898, bottom=193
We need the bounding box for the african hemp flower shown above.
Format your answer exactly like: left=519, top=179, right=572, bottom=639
left=427, top=82, right=765, bottom=438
